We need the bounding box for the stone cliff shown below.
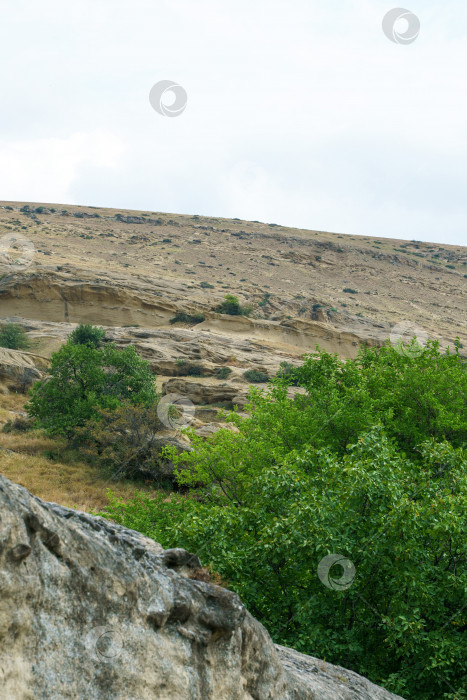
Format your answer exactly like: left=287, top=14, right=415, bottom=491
left=0, top=474, right=405, bottom=700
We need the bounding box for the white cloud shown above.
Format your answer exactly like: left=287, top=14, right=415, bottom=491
left=0, top=132, right=125, bottom=204
left=0, top=0, right=466, bottom=245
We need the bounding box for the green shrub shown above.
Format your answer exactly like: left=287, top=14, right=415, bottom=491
left=200, top=282, right=215, bottom=289
left=276, top=361, right=299, bottom=385
left=258, top=293, right=272, bottom=307
left=169, top=312, right=205, bottom=325
left=343, top=287, right=358, bottom=294
left=27, top=343, right=156, bottom=438
left=68, top=324, right=105, bottom=348
left=215, top=294, right=253, bottom=317
left=243, top=369, right=269, bottom=383
left=216, top=367, right=232, bottom=380
left=2, top=415, right=34, bottom=433
left=0, top=323, right=30, bottom=350
left=77, top=402, right=172, bottom=485
left=176, top=359, right=204, bottom=377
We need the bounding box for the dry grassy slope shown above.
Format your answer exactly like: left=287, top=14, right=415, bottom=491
left=0, top=200, right=466, bottom=355
left=0, top=200, right=466, bottom=508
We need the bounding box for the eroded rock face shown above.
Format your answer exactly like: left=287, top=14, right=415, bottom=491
left=0, top=474, right=405, bottom=700
left=162, top=377, right=241, bottom=406
left=0, top=347, right=42, bottom=394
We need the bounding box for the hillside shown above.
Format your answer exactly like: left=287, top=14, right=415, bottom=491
left=1, top=200, right=466, bottom=351
left=1, top=201, right=466, bottom=700
left=1, top=199, right=466, bottom=506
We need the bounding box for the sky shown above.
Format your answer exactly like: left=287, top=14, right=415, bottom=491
left=0, top=0, right=466, bottom=246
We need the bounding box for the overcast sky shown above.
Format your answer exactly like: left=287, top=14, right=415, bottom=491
left=0, top=0, right=466, bottom=246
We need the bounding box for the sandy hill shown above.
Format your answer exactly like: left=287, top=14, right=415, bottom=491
left=0, top=199, right=466, bottom=505
left=1, top=200, right=465, bottom=353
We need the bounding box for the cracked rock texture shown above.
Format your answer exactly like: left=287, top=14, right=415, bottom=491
left=0, top=347, right=44, bottom=394
left=0, top=474, right=405, bottom=699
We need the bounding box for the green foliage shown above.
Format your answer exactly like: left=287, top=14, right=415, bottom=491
left=243, top=369, right=270, bottom=383
left=200, top=282, right=215, bottom=289
left=258, top=292, right=272, bottom=307
left=105, top=431, right=467, bottom=699
left=343, top=287, right=358, bottom=294
left=27, top=342, right=156, bottom=437
left=169, top=312, right=205, bottom=325
left=276, top=361, right=299, bottom=385
left=291, top=340, right=467, bottom=454
left=77, top=402, right=173, bottom=485
left=0, top=323, right=30, bottom=350
left=102, top=341, right=467, bottom=699
left=216, top=367, right=232, bottom=380
left=68, top=324, right=105, bottom=348
left=215, top=294, right=253, bottom=317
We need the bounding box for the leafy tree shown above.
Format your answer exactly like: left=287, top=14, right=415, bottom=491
left=292, top=339, right=467, bottom=454
left=157, top=340, right=467, bottom=505
left=102, top=339, right=467, bottom=699
left=105, top=430, right=467, bottom=700
left=276, top=361, right=300, bottom=385
left=68, top=323, right=105, bottom=348
left=0, top=323, right=30, bottom=350
left=27, top=343, right=156, bottom=437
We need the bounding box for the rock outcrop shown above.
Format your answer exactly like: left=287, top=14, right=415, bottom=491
left=0, top=347, right=43, bottom=394
left=0, top=474, right=405, bottom=700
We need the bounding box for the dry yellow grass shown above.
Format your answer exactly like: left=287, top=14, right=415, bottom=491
left=0, top=442, right=160, bottom=512
left=0, top=394, right=26, bottom=424
left=0, top=396, right=161, bottom=512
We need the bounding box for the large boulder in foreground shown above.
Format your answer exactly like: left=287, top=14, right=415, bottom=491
left=0, top=474, right=405, bottom=700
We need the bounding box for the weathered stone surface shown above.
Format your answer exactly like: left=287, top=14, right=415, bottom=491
left=162, top=377, right=240, bottom=406
left=0, top=474, right=405, bottom=699
left=0, top=347, right=42, bottom=394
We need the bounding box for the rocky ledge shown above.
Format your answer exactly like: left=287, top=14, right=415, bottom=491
left=0, top=474, right=405, bottom=699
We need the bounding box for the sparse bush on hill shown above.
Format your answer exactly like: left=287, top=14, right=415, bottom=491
left=176, top=359, right=204, bottom=377
left=215, top=294, right=253, bottom=317
left=104, top=340, right=467, bottom=700
left=216, top=367, right=232, bottom=380
left=169, top=312, right=205, bottom=325
left=0, top=323, right=30, bottom=350
left=243, top=369, right=269, bottom=383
